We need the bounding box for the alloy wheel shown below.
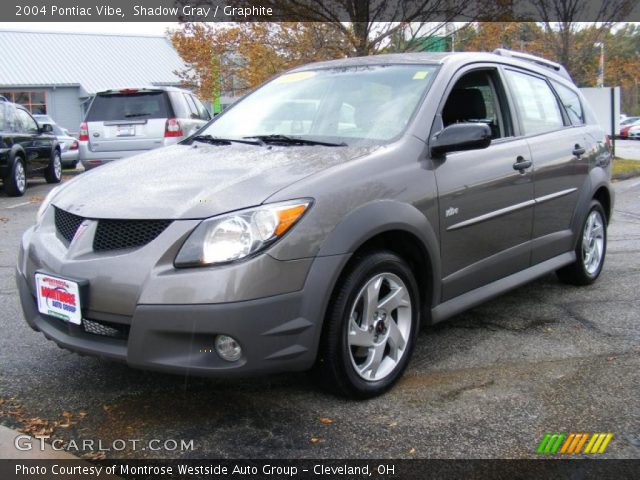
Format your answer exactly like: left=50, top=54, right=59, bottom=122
left=15, top=161, right=26, bottom=193
left=54, top=154, right=62, bottom=180
left=582, top=210, right=605, bottom=276
left=347, top=272, right=412, bottom=381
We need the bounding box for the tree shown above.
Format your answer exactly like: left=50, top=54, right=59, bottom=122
left=529, top=0, right=636, bottom=85
left=262, top=0, right=470, bottom=56
left=170, top=23, right=350, bottom=101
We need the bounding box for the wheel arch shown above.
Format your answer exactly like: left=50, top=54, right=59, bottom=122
left=10, top=144, right=26, bottom=165
left=593, top=185, right=612, bottom=223
left=316, top=200, right=441, bottom=323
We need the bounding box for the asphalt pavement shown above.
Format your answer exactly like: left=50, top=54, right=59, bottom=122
left=0, top=172, right=638, bottom=460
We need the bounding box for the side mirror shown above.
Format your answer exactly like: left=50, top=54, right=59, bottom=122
left=39, top=123, right=53, bottom=134
left=430, top=123, right=491, bottom=157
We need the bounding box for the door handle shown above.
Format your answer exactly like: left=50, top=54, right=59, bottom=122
left=513, top=156, right=532, bottom=172
left=573, top=144, right=586, bottom=156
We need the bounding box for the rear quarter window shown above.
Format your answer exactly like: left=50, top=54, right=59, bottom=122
left=86, top=92, right=173, bottom=122
left=551, top=80, right=584, bottom=126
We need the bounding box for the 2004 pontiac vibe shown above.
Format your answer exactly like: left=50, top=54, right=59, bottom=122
left=17, top=51, right=612, bottom=398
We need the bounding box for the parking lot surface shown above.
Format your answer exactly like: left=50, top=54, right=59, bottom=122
left=617, top=138, right=640, bottom=160
left=0, top=173, right=639, bottom=459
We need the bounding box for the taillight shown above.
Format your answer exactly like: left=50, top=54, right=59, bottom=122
left=165, top=118, right=183, bottom=138
left=70, top=140, right=79, bottom=151
left=79, top=122, right=89, bottom=141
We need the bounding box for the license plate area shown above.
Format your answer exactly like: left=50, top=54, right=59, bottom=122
left=35, top=273, right=85, bottom=325
left=116, top=125, right=135, bottom=136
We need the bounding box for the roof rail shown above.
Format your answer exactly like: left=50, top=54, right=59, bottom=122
left=493, top=48, right=572, bottom=81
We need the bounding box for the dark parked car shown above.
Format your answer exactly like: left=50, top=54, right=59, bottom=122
left=1, top=97, right=61, bottom=196
left=17, top=50, right=612, bottom=397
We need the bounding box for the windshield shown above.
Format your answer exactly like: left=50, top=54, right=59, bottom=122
left=0, top=102, right=17, bottom=132
left=201, top=64, right=437, bottom=144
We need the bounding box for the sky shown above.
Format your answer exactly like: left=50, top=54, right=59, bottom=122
left=0, top=22, right=179, bottom=36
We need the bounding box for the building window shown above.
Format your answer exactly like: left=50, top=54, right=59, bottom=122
left=0, top=90, right=47, bottom=114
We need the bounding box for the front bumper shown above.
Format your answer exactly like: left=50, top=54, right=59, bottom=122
left=17, top=220, right=349, bottom=376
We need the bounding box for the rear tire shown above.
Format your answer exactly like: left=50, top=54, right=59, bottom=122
left=316, top=250, right=420, bottom=398
left=4, top=157, right=27, bottom=197
left=45, top=150, right=62, bottom=184
left=557, top=200, right=607, bottom=286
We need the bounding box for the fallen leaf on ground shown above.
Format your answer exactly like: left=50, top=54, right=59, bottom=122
left=82, top=451, right=106, bottom=460
left=409, top=447, right=416, bottom=454
left=319, top=417, right=334, bottom=424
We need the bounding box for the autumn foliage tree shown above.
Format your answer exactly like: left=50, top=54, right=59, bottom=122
left=170, top=22, right=349, bottom=102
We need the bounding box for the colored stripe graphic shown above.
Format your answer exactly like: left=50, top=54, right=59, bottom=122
left=539, top=433, right=613, bottom=454
left=559, top=433, right=589, bottom=454
left=536, top=433, right=566, bottom=454
left=584, top=433, right=613, bottom=454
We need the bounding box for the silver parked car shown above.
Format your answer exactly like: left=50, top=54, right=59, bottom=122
left=33, top=116, right=79, bottom=169
left=79, top=86, right=211, bottom=169
left=18, top=51, right=612, bottom=397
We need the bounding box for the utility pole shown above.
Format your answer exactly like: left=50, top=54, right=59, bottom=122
left=595, top=42, right=605, bottom=87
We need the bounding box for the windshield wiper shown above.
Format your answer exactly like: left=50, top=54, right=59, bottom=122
left=124, top=113, right=151, bottom=118
left=190, top=134, right=262, bottom=146
left=243, top=134, right=346, bottom=147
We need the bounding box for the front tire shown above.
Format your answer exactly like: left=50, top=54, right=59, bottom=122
left=557, top=200, right=607, bottom=285
left=45, top=150, right=62, bottom=184
left=4, top=157, right=27, bottom=197
left=317, top=251, right=420, bottom=398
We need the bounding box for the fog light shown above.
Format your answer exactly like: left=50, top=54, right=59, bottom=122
left=215, top=335, right=242, bottom=362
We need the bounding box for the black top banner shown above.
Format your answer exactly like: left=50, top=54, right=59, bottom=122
left=4, top=0, right=640, bottom=22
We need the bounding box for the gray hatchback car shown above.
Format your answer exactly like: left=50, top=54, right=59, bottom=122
left=17, top=50, right=612, bottom=397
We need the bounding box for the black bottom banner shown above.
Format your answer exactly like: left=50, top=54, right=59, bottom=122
left=1, top=459, right=639, bottom=480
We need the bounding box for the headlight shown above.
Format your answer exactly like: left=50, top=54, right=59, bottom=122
left=175, top=199, right=311, bottom=267
left=36, top=186, right=62, bottom=224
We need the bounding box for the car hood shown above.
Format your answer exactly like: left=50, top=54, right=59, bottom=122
left=52, top=143, right=378, bottom=220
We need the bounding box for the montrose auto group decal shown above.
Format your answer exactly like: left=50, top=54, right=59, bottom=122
left=35, top=274, right=82, bottom=324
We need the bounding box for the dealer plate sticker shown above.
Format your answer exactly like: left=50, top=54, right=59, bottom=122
left=35, top=273, right=82, bottom=325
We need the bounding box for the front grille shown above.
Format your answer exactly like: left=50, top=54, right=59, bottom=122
left=93, top=219, right=171, bottom=251
left=82, top=318, right=130, bottom=340
left=54, top=207, right=84, bottom=243
left=53, top=207, right=171, bottom=252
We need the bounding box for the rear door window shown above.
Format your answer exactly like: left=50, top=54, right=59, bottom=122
left=504, top=70, right=565, bottom=135
left=86, top=91, right=172, bottom=122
